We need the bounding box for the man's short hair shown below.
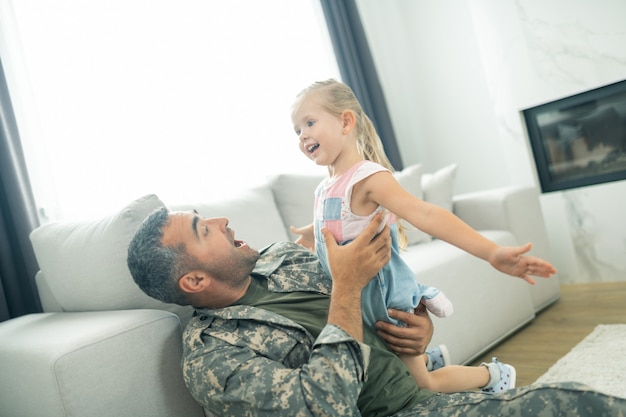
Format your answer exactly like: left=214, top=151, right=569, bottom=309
left=127, top=208, right=191, bottom=305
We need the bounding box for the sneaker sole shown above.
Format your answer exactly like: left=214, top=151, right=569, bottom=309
left=507, top=364, right=517, bottom=389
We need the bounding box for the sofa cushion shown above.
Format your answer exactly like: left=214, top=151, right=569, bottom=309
left=269, top=172, right=324, bottom=241
left=393, top=163, right=429, bottom=245
left=0, top=310, right=203, bottom=417
left=171, top=185, right=289, bottom=250
left=30, top=194, right=189, bottom=317
left=422, top=163, right=458, bottom=213
left=401, top=230, right=535, bottom=364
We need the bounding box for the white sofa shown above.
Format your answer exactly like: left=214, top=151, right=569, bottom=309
left=0, top=164, right=560, bottom=417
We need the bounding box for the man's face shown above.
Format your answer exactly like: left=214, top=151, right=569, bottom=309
left=162, top=211, right=260, bottom=286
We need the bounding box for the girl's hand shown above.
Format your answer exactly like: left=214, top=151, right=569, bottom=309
left=489, top=243, right=557, bottom=285
left=290, top=223, right=315, bottom=251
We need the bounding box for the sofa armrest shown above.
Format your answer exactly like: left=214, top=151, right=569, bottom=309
left=0, top=310, right=204, bottom=417
left=453, top=185, right=560, bottom=311
left=453, top=185, right=532, bottom=231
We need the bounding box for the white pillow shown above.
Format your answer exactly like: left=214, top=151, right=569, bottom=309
left=172, top=185, right=289, bottom=250
left=269, top=173, right=324, bottom=241
left=392, top=164, right=430, bottom=245
left=422, top=163, right=458, bottom=213
left=30, top=194, right=190, bottom=318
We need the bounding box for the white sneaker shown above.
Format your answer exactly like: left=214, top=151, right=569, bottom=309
left=481, top=357, right=516, bottom=393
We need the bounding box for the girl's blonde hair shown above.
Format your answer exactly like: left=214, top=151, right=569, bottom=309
left=295, top=79, right=394, bottom=171
left=295, top=79, right=409, bottom=247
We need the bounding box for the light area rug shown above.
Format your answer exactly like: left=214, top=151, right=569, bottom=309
left=534, top=324, right=626, bottom=398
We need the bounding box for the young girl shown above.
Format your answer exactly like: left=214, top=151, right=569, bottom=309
left=290, top=79, right=557, bottom=393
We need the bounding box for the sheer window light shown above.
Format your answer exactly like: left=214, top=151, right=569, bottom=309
left=0, top=0, right=338, bottom=221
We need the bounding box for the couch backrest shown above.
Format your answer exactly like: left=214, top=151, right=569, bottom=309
left=171, top=184, right=289, bottom=249
left=29, top=163, right=457, bottom=316
left=30, top=186, right=289, bottom=317
left=267, top=163, right=458, bottom=246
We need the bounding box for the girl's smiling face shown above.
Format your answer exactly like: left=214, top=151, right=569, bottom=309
left=291, top=96, right=346, bottom=167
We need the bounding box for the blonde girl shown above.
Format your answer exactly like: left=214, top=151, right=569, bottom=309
left=290, top=79, right=556, bottom=393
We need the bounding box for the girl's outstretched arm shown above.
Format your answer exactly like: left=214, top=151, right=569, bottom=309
left=360, top=171, right=557, bottom=283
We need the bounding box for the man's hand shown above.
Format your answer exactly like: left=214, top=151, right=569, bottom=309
left=374, top=306, right=434, bottom=356
left=489, top=242, right=557, bottom=285
left=323, top=213, right=392, bottom=292
left=324, top=213, right=392, bottom=342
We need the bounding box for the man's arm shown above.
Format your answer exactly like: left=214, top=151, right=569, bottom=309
left=322, top=212, right=391, bottom=342
left=325, top=212, right=435, bottom=358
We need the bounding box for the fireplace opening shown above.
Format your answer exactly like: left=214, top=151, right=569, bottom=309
left=522, top=79, right=626, bottom=193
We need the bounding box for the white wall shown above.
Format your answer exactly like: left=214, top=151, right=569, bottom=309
left=357, top=1, right=511, bottom=192
left=357, top=0, right=626, bottom=284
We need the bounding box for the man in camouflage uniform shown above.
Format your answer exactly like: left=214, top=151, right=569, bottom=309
left=128, top=209, right=626, bottom=417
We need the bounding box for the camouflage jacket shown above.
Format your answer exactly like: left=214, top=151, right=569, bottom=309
left=182, top=241, right=371, bottom=417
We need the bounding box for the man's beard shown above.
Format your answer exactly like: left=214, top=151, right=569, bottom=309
left=201, top=250, right=260, bottom=289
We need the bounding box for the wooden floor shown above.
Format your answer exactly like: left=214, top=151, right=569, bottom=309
left=470, top=281, right=626, bottom=386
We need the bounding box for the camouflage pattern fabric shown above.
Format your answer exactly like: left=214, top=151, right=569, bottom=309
left=183, top=310, right=370, bottom=416
left=181, top=242, right=626, bottom=417
left=182, top=242, right=371, bottom=416
left=393, top=382, right=626, bottom=417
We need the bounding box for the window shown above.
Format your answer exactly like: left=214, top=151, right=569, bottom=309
left=0, top=0, right=339, bottom=221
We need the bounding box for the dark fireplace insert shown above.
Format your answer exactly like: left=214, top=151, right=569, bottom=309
left=522, top=79, right=626, bottom=193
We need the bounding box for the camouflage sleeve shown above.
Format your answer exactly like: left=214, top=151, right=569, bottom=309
left=183, top=323, right=371, bottom=417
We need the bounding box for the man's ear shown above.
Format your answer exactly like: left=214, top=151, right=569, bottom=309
left=178, top=271, right=211, bottom=294
left=341, top=110, right=356, bottom=133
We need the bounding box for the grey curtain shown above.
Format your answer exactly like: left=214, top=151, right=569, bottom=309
left=320, top=0, right=404, bottom=170
left=0, top=56, right=42, bottom=321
